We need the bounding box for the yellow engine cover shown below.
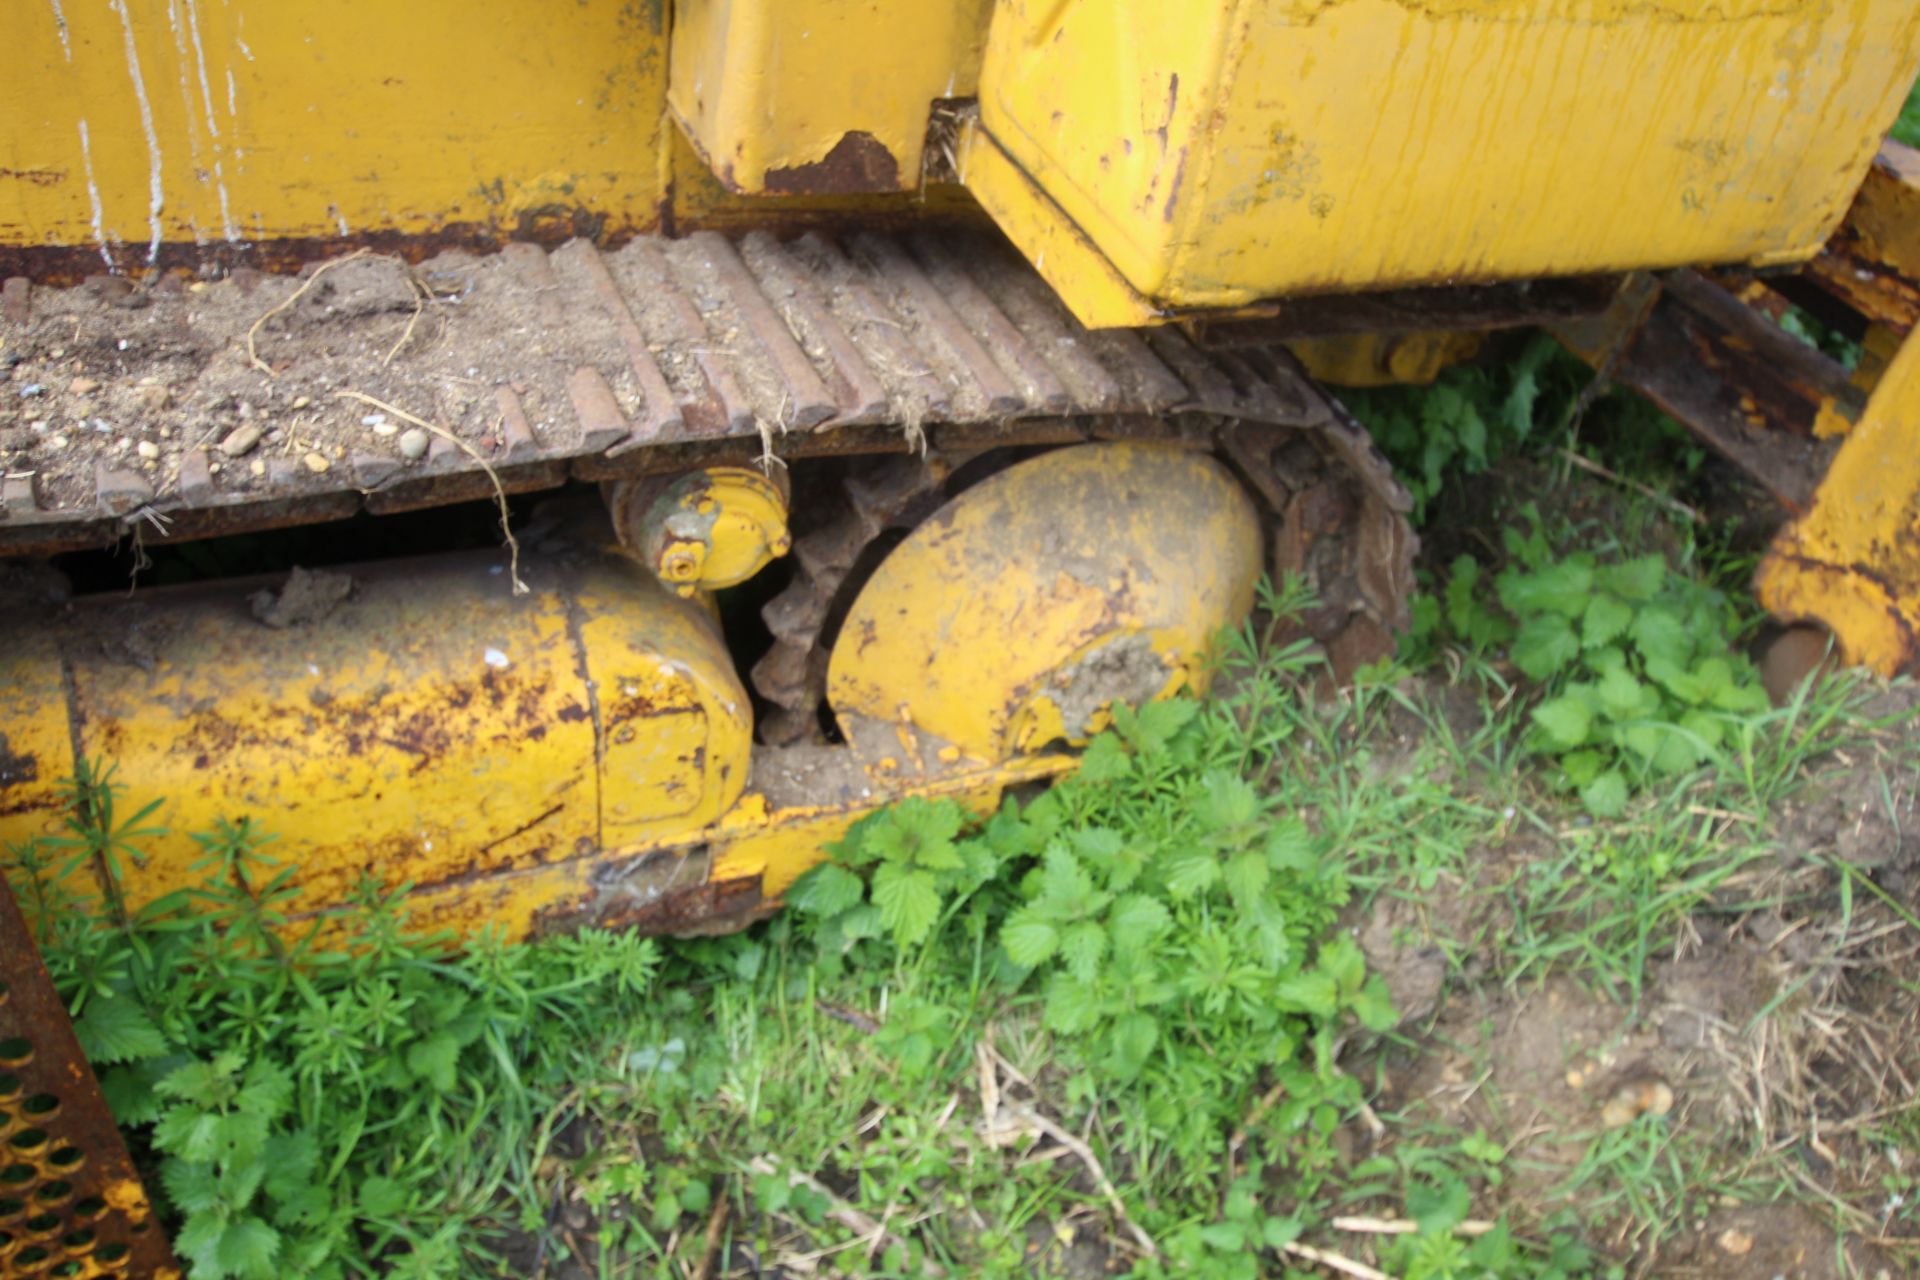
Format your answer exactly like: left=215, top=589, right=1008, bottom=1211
left=826, top=442, right=1262, bottom=764
left=0, top=549, right=752, bottom=923
left=964, top=0, right=1920, bottom=327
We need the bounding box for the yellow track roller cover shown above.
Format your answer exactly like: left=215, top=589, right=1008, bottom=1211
left=0, top=548, right=752, bottom=925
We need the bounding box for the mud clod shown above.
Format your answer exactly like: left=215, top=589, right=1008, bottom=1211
left=1354, top=897, right=1448, bottom=1028
left=290, top=256, right=421, bottom=325
left=250, top=567, right=354, bottom=629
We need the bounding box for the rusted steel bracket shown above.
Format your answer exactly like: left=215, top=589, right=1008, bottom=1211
left=0, top=881, right=177, bottom=1279
left=1553, top=271, right=1854, bottom=512
left=1803, top=143, right=1920, bottom=337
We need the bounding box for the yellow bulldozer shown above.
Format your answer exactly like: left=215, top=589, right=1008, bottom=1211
left=0, top=2, right=1917, bottom=1273
left=0, top=0, right=1916, bottom=947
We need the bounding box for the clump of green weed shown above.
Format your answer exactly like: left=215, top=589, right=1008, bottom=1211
left=1341, top=335, right=1564, bottom=522
left=767, top=599, right=1596, bottom=1277
left=786, top=794, right=1001, bottom=955
left=1411, top=510, right=1768, bottom=815
left=11, top=775, right=661, bottom=1280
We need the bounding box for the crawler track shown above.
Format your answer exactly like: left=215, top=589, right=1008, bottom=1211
left=0, top=227, right=1417, bottom=692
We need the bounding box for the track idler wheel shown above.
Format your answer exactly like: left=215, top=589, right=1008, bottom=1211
left=825, top=441, right=1263, bottom=766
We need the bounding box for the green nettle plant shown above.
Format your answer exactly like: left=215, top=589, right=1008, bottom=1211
left=1411, top=515, right=1769, bottom=815
left=788, top=685, right=1395, bottom=1142
left=784, top=795, right=1002, bottom=953
left=1341, top=335, right=1564, bottom=521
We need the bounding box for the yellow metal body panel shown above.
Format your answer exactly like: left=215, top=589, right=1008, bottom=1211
left=827, top=442, right=1261, bottom=762
left=0, top=552, right=752, bottom=921
left=0, top=543, right=1095, bottom=944
left=570, top=557, right=755, bottom=845
left=668, top=0, right=992, bottom=194
left=1, top=0, right=667, bottom=268
left=969, top=0, right=1920, bottom=326
left=957, top=124, right=1164, bottom=328
left=1756, top=324, right=1920, bottom=677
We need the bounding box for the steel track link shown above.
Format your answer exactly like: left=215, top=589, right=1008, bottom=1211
left=753, top=453, right=957, bottom=744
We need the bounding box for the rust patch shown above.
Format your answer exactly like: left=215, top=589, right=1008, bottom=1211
left=763, top=132, right=902, bottom=197
left=530, top=845, right=768, bottom=938
left=1190, top=274, right=1622, bottom=342
left=0, top=732, right=37, bottom=790
left=0, top=168, right=65, bottom=187
left=513, top=202, right=607, bottom=245
left=0, top=208, right=651, bottom=289
left=0, top=879, right=179, bottom=1274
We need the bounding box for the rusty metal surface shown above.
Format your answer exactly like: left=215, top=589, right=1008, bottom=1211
left=762, top=133, right=903, bottom=197
left=527, top=845, right=770, bottom=939
left=4, top=227, right=1409, bottom=558
left=1803, top=143, right=1920, bottom=337
left=753, top=453, right=959, bottom=745
left=0, top=882, right=176, bottom=1279
left=1807, top=231, right=1920, bottom=338
left=1185, top=274, right=1623, bottom=345
left=1555, top=270, right=1851, bottom=513
left=1656, top=270, right=1866, bottom=439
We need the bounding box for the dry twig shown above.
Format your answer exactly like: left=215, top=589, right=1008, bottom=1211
left=980, top=1041, right=1158, bottom=1259
left=383, top=269, right=430, bottom=366
left=1281, top=1239, right=1392, bottom=1280
left=1330, top=1215, right=1497, bottom=1237
left=1557, top=447, right=1703, bottom=525
left=331, top=391, right=527, bottom=594
left=745, top=1157, right=945, bottom=1277
left=692, top=1196, right=730, bottom=1280
left=245, top=249, right=372, bottom=376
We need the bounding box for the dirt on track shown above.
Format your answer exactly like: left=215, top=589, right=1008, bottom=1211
left=0, top=252, right=567, bottom=513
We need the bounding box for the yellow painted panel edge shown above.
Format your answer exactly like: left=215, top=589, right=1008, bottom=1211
left=1756, top=324, right=1920, bottom=675
left=958, top=123, right=1163, bottom=329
